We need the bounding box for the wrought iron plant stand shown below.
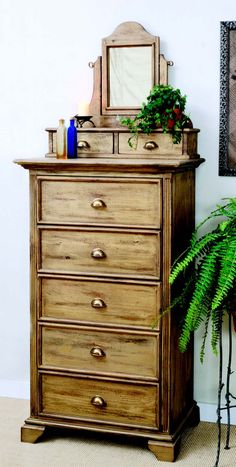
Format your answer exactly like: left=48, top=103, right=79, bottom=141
left=214, top=311, right=236, bottom=467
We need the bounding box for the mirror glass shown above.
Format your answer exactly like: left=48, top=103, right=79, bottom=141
left=108, top=46, right=153, bottom=107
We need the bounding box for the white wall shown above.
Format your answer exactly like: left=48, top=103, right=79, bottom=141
left=0, top=0, right=235, bottom=420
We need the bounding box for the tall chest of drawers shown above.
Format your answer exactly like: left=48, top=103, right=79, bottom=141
left=16, top=146, right=203, bottom=462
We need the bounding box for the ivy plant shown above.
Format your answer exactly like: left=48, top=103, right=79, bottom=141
left=169, top=198, right=236, bottom=362
left=121, top=84, right=192, bottom=147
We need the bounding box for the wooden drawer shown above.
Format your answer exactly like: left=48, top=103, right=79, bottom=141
left=39, top=228, right=161, bottom=279
left=40, top=374, right=159, bottom=428
left=40, top=324, right=159, bottom=379
left=119, top=132, right=184, bottom=156
left=38, top=177, right=162, bottom=228
left=40, top=277, right=161, bottom=329
left=78, top=132, right=113, bottom=154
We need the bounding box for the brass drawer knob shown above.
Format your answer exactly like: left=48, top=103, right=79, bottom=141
left=91, top=395, right=107, bottom=408
left=91, top=298, right=107, bottom=309
left=91, top=198, right=106, bottom=209
left=78, top=140, right=90, bottom=149
left=144, top=141, right=158, bottom=150
left=90, top=346, right=106, bottom=358
left=91, top=248, right=106, bottom=259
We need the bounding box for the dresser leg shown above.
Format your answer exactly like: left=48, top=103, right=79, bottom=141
left=148, top=436, right=181, bottom=462
left=21, top=423, right=46, bottom=443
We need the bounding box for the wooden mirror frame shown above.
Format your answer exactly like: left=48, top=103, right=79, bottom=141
left=102, top=22, right=160, bottom=115
left=88, top=21, right=171, bottom=127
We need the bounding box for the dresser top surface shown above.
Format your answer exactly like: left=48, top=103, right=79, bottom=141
left=45, top=127, right=200, bottom=134
left=14, top=156, right=204, bottom=173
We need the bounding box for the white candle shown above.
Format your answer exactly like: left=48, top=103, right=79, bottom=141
left=78, top=101, right=90, bottom=116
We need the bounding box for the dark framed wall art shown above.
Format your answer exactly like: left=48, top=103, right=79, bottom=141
left=219, top=21, right=236, bottom=176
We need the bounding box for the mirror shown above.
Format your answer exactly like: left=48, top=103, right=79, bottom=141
left=108, top=46, right=153, bottom=107
left=101, top=22, right=162, bottom=116
left=88, top=22, right=170, bottom=125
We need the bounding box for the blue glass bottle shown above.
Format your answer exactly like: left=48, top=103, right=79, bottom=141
left=67, top=118, right=78, bottom=158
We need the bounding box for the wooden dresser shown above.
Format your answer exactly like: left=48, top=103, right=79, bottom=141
left=16, top=145, right=203, bottom=462
left=15, top=22, right=204, bottom=462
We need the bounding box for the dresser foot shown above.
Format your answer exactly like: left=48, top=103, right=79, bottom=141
left=21, top=423, right=46, bottom=443
left=148, top=436, right=181, bottom=462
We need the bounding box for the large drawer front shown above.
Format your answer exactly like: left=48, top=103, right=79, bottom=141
left=38, top=178, right=162, bottom=228
left=41, top=374, right=159, bottom=428
left=119, top=132, right=183, bottom=156
left=40, top=277, right=161, bottom=329
left=40, top=325, right=159, bottom=379
left=40, top=229, right=161, bottom=279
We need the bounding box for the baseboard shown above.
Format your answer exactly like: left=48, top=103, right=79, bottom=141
left=198, top=402, right=236, bottom=424
left=0, top=380, right=30, bottom=400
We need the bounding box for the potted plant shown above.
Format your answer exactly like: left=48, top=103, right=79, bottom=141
left=168, top=197, right=236, bottom=466
left=121, top=84, right=193, bottom=147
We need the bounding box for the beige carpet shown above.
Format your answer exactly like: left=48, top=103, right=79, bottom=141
left=0, top=398, right=236, bottom=467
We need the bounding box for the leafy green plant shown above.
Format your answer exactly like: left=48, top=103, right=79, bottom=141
left=169, top=198, right=236, bottom=362
left=121, top=84, right=192, bottom=147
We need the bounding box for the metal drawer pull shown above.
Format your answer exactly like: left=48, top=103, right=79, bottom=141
left=144, top=141, right=158, bottom=150
left=91, top=395, right=107, bottom=408
left=78, top=140, right=90, bottom=149
left=91, top=298, right=107, bottom=309
left=90, top=346, right=106, bottom=358
left=91, top=198, right=106, bottom=209
left=91, top=248, right=106, bottom=259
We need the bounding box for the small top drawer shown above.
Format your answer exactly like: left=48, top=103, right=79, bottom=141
left=77, top=132, right=113, bottom=154
left=38, top=177, right=162, bottom=228
left=119, top=132, right=183, bottom=156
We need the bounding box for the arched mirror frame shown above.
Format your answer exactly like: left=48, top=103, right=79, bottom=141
left=102, top=22, right=160, bottom=115
left=88, top=22, right=171, bottom=127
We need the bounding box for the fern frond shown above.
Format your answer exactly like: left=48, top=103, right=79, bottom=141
left=200, top=309, right=211, bottom=363
left=152, top=274, right=195, bottom=329
left=178, top=296, right=212, bottom=353
left=179, top=291, right=213, bottom=354
left=180, top=243, right=221, bottom=327
left=177, top=243, right=222, bottom=352
left=210, top=308, right=224, bottom=355
left=178, top=321, right=191, bottom=353
left=169, top=232, right=222, bottom=284
left=212, top=237, right=236, bottom=310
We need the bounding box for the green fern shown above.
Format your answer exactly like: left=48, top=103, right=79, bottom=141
left=178, top=244, right=221, bottom=352
left=169, top=232, right=222, bottom=284
left=212, top=237, right=236, bottom=310
left=169, top=198, right=236, bottom=360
